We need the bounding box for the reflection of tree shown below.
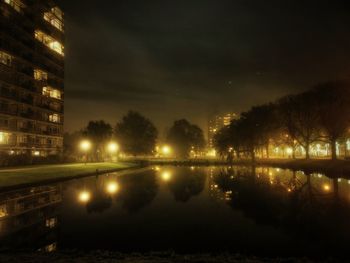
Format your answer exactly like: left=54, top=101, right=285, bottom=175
left=213, top=168, right=350, bottom=252
left=86, top=192, right=112, bottom=214
left=118, top=173, right=158, bottom=213
left=168, top=172, right=206, bottom=202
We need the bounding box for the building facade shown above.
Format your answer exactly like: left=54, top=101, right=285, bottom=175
left=0, top=0, right=64, bottom=156
left=208, top=113, right=238, bottom=149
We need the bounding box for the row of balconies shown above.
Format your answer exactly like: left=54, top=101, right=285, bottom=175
left=0, top=34, right=64, bottom=84
left=0, top=66, right=64, bottom=102
left=0, top=86, right=64, bottom=113
left=0, top=124, right=62, bottom=137
left=0, top=16, right=64, bottom=68
left=0, top=104, right=63, bottom=125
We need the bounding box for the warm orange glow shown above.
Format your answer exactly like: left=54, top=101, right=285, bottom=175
left=323, top=184, right=331, bottom=191
left=80, top=140, right=91, bottom=152
left=106, top=182, right=119, bottom=194
left=107, top=142, right=119, bottom=153
left=162, top=145, right=171, bottom=155
left=78, top=191, right=91, bottom=203
left=161, top=171, right=172, bottom=181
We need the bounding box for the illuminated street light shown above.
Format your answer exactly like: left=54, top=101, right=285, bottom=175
left=162, top=145, right=171, bottom=155
left=107, top=142, right=119, bottom=154
left=106, top=182, right=119, bottom=194
left=80, top=140, right=91, bottom=152
left=80, top=140, right=91, bottom=164
left=78, top=191, right=91, bottom=203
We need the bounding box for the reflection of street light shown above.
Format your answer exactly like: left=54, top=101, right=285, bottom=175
left=323, top=184, right=330, bottom=192
left=106, top=182, right=119, bottom=194
left=107, top=142, right=119, bottom=154
left=78, top=191, right=91, bottom=203
left=80, top=140, right=91, bottom=165
left=161, top=171, right=171, bottom=181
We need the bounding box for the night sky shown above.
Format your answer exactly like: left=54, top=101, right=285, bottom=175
left=57, top=0, right=350, bottom=134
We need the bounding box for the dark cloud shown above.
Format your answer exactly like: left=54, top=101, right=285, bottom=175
left=57, top=0, right=350, bottom=133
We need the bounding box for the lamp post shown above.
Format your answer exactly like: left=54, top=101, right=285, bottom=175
left=107, top=142, right=119, bottom=161
left=80, top=140, right=91, bottom=165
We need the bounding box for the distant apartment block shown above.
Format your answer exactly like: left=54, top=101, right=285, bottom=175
left=0, top=0, right=64, bottom=156
left=208, top=113, right=238, bottom=149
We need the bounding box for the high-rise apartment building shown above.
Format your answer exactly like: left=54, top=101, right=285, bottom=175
left=208, top=113, right=238, bottom=149
left=0, top=0, right=64, bottom=156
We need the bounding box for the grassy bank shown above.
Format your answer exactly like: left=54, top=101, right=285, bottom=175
left=0, top=162, right=139, bottom=190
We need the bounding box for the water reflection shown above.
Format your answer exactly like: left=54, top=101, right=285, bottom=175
left=0, top=185, right=62, bottom=251
left=1, top=166, right=350, bottom=257
left=165, top=168, right=206, bottom=203
left=212, top=166, right=350, bottom=253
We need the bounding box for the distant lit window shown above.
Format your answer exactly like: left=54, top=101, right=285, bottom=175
left=49, top=114, right=60, bottom=123
left=0, top=204, right=7, bottom=218
left=46, top=217, right=57, bottom=228
left=0, top=51, right=12, bottom=66
left=34, top=69, right=48, bottom=81
left=51, top=7, right=63, bottom=19
left=0, top=132, right=10, bottom=144
left=3, top=0, right=24, bottom=12
left=44, top=7, right=64, bottom=32
left=35, top=30, right=64, bottom=56
left=17, top=135, right=27, bottom=144
left=44, top=243, right=57, bottom=252
left=42, top=87, right=62, bottom=99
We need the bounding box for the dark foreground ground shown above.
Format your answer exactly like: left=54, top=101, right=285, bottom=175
left=0, top=252, right=338, bottom=263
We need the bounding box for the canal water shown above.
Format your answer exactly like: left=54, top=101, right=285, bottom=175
left=1, top=166, right=350, bottom=259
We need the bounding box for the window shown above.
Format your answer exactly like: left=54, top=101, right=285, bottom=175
left=35, top=30, right=64, bottom=56
left=34, top=69, right=48, bottom=81
left=49, top=114, right=60, bottom=123
left=3, top=0, right=24, bottom=12
left=0, top=51, right=12, bottom=66
left=51, top=7, right=63, bottom=19
left=0, top=204, right=7, bottom=218
left=17, top=135, right=27, bottom=144
left=42, top=87, right=62, bottom=99
left=0, top=132, right=10, bottom=144
left=44, top=7, right=64, bottom=32
left=46, top=217, right=57, bottom=228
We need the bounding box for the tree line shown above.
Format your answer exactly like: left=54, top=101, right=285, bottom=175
left=64, top=111, right=205, bottom=160
left=214, top=80, right=350, bottom=161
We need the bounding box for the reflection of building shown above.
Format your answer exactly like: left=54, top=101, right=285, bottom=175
left=0, top=0, right=64, bottom=156
left=208, top=168, right=232, bottom=201
left=0, top=184, right=62, bottom=250
left=208, top=113, right=238, bottom=149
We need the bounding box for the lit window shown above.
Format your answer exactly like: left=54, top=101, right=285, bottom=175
left=49, top=114, right=60, bottom=123
left=0, top=204, right=7, bottom=218
left=3, top=0, right=24, bottom=12
left=0, top=132, right=10, bottom=144
left=45, top=243, right=57, bottom=252
left=35, top=30, right=64, bottom=56
left=0, top=51, right=12, bottom=66
left=46, top=217, right=57, bottom=228
left=34, top=69, right=48, bottom=81
left=44, top=7, right=64, bottom=32
left=42, top=87, right=62, bottom=99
